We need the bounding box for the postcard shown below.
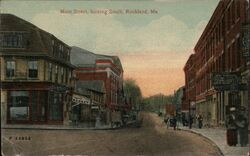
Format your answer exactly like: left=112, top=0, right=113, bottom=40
left=1, top=0, right=250, bottom=156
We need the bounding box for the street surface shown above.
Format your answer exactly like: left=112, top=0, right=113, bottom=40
left=2, top=113, right=222, bottom=156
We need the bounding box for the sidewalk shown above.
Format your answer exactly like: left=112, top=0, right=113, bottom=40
left=179, top=124, right=250, bottom=156
left=1, top=123, right=115, bottom=130
left=1, top=120, right=138, bottom=130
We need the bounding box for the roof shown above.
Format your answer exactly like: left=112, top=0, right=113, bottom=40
left=0, top=14, right=75, bottom=67
left=70, top=46, right=123, bottom=71
left=0, top=14, right=70, bottom=53
left=75, top=80, right=105, bottom=94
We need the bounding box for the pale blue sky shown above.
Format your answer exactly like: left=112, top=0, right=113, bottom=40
left=1, top=0, right=220, bottom=96
left=1, top=0, right=219, bottom=55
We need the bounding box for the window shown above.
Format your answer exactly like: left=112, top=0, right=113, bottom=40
left=65, top=69, right=68, bottom=84
left=8, top=91, right=29, bottom=120
left=69, top=71, right=72, bottom=83
left=232, top=1, right=235, bottom=23
left=6, top=61, right=15, bottom=78
left=227, top=9, right=231, bottom=30
left=48, top=63, right=53, bottom=81
left=59, top=44, right=64, bottom=58
left=236, top=38, right=241, bottom=68
left=236, top=0, right=240, bottom=18
left=55, top=65, right=58, bottom=83
left=61, top=67, right=64, bottom=83
left=67, top=50, right=70, bottom=61
left=28, top=61, right=38, bottom=78
left=0, top=32, right=24, bottom=48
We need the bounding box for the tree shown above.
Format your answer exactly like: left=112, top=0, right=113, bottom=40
left=142, top=94, right=174, bottom=113
left=124, top=79, right=142, bottom=110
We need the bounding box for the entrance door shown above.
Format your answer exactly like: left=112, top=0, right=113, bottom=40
left=30, top=91, right=47, bottom=122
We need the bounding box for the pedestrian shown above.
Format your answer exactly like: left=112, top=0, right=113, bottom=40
left=182, top=115, right=186, bottom=126
left=226, top=112, right=237, bottom=146
left=235, top=108, right=249, bottom=147
left=173, top=116, right=177, bottom=130
left=164, top=116, right=170, bottom=129
left=198, top=114, right=203, bottom=129
left=189, top=115, right=193, bottom=129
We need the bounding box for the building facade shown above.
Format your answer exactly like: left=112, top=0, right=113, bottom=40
left=71, top=46, right=127, bottom=124
left=183, top=54, right=196, bottom=116
left=0, top=14, right=75, bottom=125
left=73, top=80, right=105, bottom=125
left=183, top=0, right=249, bottom=127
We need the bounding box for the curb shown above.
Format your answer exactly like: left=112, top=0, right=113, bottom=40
left=180, top=128, right=224, bottom=156
left=1, top=126, right=119, bottom=131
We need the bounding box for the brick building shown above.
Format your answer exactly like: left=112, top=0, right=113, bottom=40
left=73, top=80, right=105, bottom=125
left=0, top=14, right=75, bottom=125
left=183, top=0, right=249, bottom=126
left=71, top=46, right=127, bottom=125
left=183, top=54, right=196, bottom=115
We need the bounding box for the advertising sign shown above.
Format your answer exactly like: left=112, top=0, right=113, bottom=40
left=72, top=94, right=91, bottom=105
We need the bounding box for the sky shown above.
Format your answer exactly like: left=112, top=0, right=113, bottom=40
left=1, top=0, right=219, bottom=97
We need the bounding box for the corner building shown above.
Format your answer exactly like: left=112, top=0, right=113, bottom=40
left=0, top=14, right=75, bottom=125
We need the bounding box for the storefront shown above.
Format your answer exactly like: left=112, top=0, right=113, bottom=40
left=2, top=82, right=69, bottom=125
left=7, top=90, right=48, bottom=123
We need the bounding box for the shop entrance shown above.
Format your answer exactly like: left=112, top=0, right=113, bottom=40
left=30, top=91, right=48, bottom=122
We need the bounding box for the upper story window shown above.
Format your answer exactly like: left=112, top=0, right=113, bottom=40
left=48, top=63, right=53, bottom=81
left=59, top=44, right=64, bottom=58
left=61, top=67, right=64, bottom=83
left=0, top=32, right=26, bottom=48
left=6, top=61, right=15, bottom=78
left=236, top=0, right=240, bottom=18
left=227, top=9, right=231, bottom=30
left=65, top=69, right=68, bottom=84
left=67, top=49, right=70, bottom=61
left=55, top=65, right=58, bottom=83
left=28, top=61, right=38, bottom=78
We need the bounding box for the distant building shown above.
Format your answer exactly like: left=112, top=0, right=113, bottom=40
left=71, top=46, right=127, bottom=124
left=0, top=14, right=75, bottom=125
left=173, top=86, right=184, bottom=115
left=183, top=54, right=196, bottom=116
left=165, top=104, right=176, bottom=116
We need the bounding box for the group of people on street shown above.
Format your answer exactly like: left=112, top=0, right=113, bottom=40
left=164, top=115, right=177, bottom=130
left=226, top=106, right=249, bottom=147
left=162, top=106, right=248, bottom=147
left=164, top=114, right=204, bottom=130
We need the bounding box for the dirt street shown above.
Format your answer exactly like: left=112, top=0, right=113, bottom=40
left=1, top=113, right=222, bottom=156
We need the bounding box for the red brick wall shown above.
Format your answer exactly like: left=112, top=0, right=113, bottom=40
left=192, top=0, right=248, bottom=101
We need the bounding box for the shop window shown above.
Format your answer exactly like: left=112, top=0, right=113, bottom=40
left=6, top=61, right=15, bottom=78
left=8, top=91, right=29, bottom=120
left=28, top=61, right=38, bottom=78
